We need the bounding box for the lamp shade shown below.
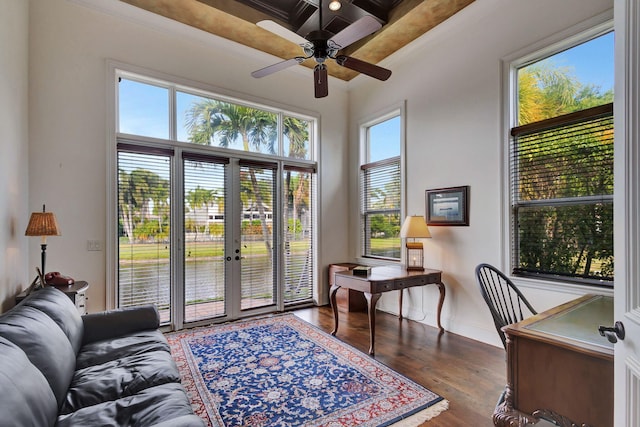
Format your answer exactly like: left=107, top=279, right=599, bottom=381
left=399, top=215, right=431, bottom=239
left=25, top=206, right=61, bottom=238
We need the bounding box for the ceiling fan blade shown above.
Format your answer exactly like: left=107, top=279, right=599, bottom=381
left=257, top=20, right=308, bottom=46
left=314, top=64, right=329, bottom=98
left=251, top=57, right=305, bottom=78
left=328, top=15, right=381, bottom=49
left=335, top=55, right=391, bottom=81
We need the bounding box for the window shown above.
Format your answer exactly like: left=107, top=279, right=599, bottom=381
left=113, top=68, right=317, bottom=326
left=509, top=29, right=614, bottom=286
left=360, top=111, right=403, bottom=260
left=117, top=147, right=172, bottom=322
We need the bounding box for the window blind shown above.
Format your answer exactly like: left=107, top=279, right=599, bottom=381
left=283, top=165, right=316, bottom=306
left=360, top=156, right=401, bottom=259
left=510, top=103, right=614, bottom=283
left=117, top=150, right=172, bottom=322
left=183, top=156, right=227, bottom=322
left=239, top=163, right=277, bottom=311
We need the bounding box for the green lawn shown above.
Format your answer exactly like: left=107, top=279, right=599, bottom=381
left=119, top=239, right=311, bottom=261
left=119, top=237, right=399, bottom=262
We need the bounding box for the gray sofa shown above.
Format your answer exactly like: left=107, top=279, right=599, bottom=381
left=0, top=286, right=204, bottom=427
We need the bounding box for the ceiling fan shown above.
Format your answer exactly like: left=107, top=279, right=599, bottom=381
left=250, top=1, right=392, bottom=98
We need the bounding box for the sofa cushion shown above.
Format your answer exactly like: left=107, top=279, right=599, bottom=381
left=82, top=304, right=160, bottom=344
left=56, top=383, right=205, bottom=427
left=76, top=329, right=170, bottom=369
left=0, top=337, right=58, bottom=427
left=0, top=305, right=76, bottom=407
left=19, top=286, right=84, bottom=354
left=61, top=350, right=182, bottom=414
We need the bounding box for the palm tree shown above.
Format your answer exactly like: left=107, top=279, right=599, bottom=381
left=283, top=116, right=310, bottom=238
left=185, top=100, right=279, bottom=258
left=185, top=100, right=277, bottom=152
left=186, top=186, right=217, bottom=238
left=118, top=168, right=169, bottom=243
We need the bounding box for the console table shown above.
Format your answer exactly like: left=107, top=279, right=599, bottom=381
left=494, top=294, right=613, bottom=427
left=329, top=264, right=445, bottom=355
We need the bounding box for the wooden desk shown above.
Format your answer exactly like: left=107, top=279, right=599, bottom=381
left=328, top=263, right=366, bottom=313
left=329, top=265, right=445, bottom=355
left=494, top=294, right=613, bottom=427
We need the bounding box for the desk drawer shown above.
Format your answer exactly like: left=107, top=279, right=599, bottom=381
left=398, top=273, right=441, bottom=288
left=371, top=281, right=395, bottom=293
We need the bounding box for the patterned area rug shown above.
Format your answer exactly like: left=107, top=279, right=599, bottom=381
left=166, top=313, right=448, bottom=427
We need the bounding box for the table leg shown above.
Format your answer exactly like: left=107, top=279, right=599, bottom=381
left=364, top=292, right=382, bottom=355
left=399, top=288, right=404, bottom=320
left=329, top=284, right=340, bottom=336
left=436, top=282, right=446, bottom=332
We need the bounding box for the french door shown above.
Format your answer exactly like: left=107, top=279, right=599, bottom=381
left=182, top=153, right=277, bottom=325
left=117, top=146, right=313, bottom=329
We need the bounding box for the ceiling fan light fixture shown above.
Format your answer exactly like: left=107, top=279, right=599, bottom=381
left=251, top=15, right=391, bottom=98
left=328, top=1, right=342, bottom=11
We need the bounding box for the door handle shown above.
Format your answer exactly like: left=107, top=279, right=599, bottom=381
left=598, top=321, right=625, bottom=343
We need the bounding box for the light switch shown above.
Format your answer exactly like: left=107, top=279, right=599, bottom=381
left=87, top=240, right=102, bottom=251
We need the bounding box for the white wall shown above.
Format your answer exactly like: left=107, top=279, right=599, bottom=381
left=0, top=0, right=29, bottom=311
left=348, top=0, right=613, bottom=346
left=26, top=0, right=350, bottom=311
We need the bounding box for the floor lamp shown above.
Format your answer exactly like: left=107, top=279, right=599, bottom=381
left=25, top=204, right=61, bottom=281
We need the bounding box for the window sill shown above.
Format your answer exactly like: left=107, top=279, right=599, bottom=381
left=510, top=275, right=613, bottom=298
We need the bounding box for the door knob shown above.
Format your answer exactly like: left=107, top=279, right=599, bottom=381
left=598, top=321, right=625, bottom=343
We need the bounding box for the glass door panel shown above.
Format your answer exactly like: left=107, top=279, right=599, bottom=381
left=239, top=162, right=277, bottom=311
left=183, top=156, right=228, bottom=322
left=283, top=167, right=315, bottom=305
left=117, top=150, right=172, bottom=324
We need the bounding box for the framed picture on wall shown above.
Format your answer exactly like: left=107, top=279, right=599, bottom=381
left=425, top=186, right=470, bottom=226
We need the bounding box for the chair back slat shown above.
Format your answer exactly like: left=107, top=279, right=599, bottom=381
left=475, top=263, right=537, bottom=349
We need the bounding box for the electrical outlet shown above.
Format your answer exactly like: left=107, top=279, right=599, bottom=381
left=87, top=240, right=102, bottom=251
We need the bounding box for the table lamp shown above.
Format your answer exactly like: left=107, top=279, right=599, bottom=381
left=400, top=215, right=431, bottom=271
left=25, top=204, right=61, bottom=278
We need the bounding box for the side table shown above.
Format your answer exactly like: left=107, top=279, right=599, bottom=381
left=16, top=281, right=89, bottom=315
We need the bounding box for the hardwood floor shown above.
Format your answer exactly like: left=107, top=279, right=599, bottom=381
left=293, top=306, right=506, bottom=427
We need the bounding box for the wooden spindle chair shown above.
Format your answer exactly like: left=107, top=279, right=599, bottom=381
left=475, top=263, right=537, bottom=349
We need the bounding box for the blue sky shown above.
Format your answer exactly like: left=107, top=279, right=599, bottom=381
left=369, top=116, right=401, bottom=162
left=542, top=31, right=614, bottom=92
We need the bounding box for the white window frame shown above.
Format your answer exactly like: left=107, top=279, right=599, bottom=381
left=501, top=12, right=614, bottom=296
left=105, top=60, right=321, bottom=313
left=356, top=102, right=407, bottom=264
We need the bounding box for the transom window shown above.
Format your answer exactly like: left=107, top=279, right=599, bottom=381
left=118, top=75, right=313, bottom=160
left=509, top=28, right=614, bottom=286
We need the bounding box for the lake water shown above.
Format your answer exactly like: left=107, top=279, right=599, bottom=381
left=118, top=252, right=312, bottom=314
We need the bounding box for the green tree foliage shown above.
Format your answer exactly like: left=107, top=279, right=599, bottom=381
left=185, top=186, right=218, bottom=237
left=119, top=167, right=170, bottom=243
left=518, top=63, right=613, bottom=124
left=185, top=99, right=311, bottom=261
left=516, top=62, right=614, bottom=281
